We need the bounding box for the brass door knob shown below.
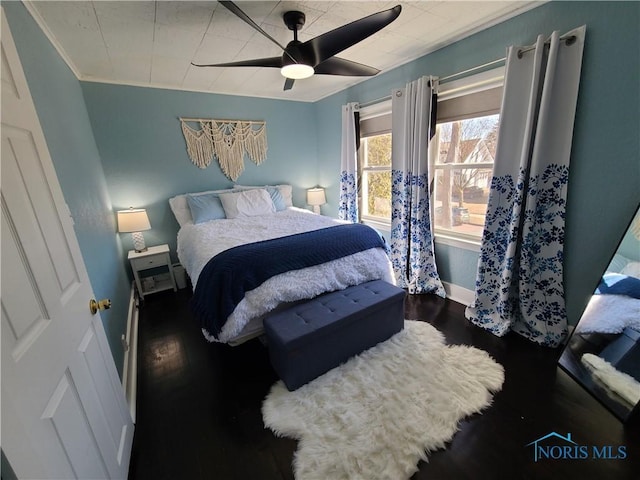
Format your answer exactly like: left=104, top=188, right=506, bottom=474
left=89, top=298, right=112, bottom=315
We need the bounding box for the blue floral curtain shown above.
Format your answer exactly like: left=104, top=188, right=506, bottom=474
left=338, top=102, right=360, bottom=223
left=390, top=76, right=445, bottom=296
left=466, top=27, right=586, bottom=347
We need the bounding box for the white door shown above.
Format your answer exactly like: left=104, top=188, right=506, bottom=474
left=1, top=8, right=134, bottom=479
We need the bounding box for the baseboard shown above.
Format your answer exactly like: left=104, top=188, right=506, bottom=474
left=121, top=284, right=138, bottom=423
left=442, top=281, right=475, bottom=307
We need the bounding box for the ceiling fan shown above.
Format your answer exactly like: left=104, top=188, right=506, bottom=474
left=192, top=1, right=402, bottom=91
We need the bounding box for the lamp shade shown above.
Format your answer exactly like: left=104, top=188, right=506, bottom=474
left=117, top=208, right=151, bottom=233
left=306, top=187, right=326, bottom=206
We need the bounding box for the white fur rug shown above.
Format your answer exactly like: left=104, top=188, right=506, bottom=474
left=581, top=353, right=640, bottom=405
left=262, top=320, right=504, bottom=480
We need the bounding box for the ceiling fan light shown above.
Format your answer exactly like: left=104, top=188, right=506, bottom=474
left=281, top=63, right=314, bottom=79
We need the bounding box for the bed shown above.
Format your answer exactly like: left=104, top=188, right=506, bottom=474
left=575, top=255, right=640, bottom=335
left=170, top=185, right=395, bottom=345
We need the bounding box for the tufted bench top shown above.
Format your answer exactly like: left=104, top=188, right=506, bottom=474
left=264, top=280, right=405, bottom=389
left=265, top=280, right=404, bottom=350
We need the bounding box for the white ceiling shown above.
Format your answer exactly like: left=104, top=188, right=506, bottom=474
left=25, top=1, right=542, bottom=102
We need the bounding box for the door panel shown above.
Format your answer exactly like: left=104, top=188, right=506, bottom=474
left=1, top=209, right=51, bottom=360
left=41, top=371, right=111, bottom=480
left=2, top=125, right=80, bottom=297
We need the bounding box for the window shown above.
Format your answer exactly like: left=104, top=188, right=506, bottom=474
left=359, top=101, right=392, bottom=222
left=358, top=69, right=503, bottom=243
left=432, top=114, right=499, bottom=239
left=361, top=134, right=392, bottom=220
left=433, top=81, right=502, bottom=240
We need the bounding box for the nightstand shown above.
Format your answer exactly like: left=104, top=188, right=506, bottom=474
left=128, top=244, right=177, bottom=298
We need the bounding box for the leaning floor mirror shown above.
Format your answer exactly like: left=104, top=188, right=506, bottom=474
left=559, top=205, right=640, bottom=422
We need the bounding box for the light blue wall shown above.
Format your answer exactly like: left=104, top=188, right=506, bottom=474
left=81, top=83, right=319, bottom=262
left=7, top=0, right=639, bottom=336
left=3, top=2, right=131, bottom=376
left=315, top=1, right=640, bottom=326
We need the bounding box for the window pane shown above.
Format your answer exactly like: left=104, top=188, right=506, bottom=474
left=362, top=170, right=391, bottom=219
left=434, top=167, right=493, bottom=236
left=361, top=133, right=392, bottom=221
left=436, top=115, right=498, bottom=165
left=434, top=114, right=498, bottom=238
left=363, top=133, right=391, bottom=167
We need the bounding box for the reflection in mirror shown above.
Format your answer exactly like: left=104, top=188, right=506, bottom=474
left=559, top=205, right=640, bottom=422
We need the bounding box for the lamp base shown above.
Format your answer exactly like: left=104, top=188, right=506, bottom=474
left=132, top=232, right=147, bottom=252
left=312, top=205, right=321, bottom=214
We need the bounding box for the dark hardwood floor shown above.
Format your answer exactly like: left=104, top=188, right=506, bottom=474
left=128, top=289, right=639, bottom=480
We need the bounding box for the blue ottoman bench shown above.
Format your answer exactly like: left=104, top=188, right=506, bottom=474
left=263, top=280, right=405, bottom=391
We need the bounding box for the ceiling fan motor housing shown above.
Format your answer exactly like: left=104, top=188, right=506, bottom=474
left=281, top=11, right=316, bottom=72
left=282, top=40, right=308, bottom=65
left=281, top=41, right=314, bottom=79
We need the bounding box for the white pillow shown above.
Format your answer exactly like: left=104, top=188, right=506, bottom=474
left=234, top=184, right=293, bottom=207
left=169, top=188, right=235, bottom=226
left=219, top=188, right=275, bottom=219
left=621, top=261, right=640, bottom=279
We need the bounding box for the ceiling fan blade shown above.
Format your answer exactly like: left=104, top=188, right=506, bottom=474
left=218, top=1, right=288, bottom=53
left=313, top=57, right=380, bottom=76
left=283, top=78, right=295, bottom=91
left=299, top=5, right=402, bottom=66
left=192, top=56, right=283, bottom=68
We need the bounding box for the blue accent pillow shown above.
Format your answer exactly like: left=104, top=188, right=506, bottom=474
left=186, top=193, right=227, bottom=224
left=266, top=186, right=286, bottom=211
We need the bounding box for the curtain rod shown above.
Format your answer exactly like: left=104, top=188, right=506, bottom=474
left=439, top=32, right=576, bottom=82
left=438, top=57, right=506, bottom=84
left=358, top=58, right=499, bottom=108
left=358, top=31, right=577, bottom=109
left=179, top=117, right=265, bottom=124
left=358, top=95, right=392, bottom=109
left=516, top=33, right=577, bottom=58
left=358, top=56, right=504, bottom=109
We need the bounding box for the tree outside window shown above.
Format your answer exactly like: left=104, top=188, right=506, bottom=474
left=360, top=133, right=392, bottom=220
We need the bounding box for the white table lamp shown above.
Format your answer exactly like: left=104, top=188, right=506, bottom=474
left=117, top=208, right=151, bottom=252
left=307, top=187, right=326, bottom=214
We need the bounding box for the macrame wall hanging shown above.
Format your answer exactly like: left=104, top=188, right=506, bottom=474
left=179, top=117, right=268, bottom=181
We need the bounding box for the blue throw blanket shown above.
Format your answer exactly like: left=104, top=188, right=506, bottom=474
left=597, top=273, right=640, bottom=299
left=191, top=223, right=386, bottom=338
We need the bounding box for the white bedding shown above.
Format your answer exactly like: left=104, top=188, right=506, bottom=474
left=575, top=265, right=640, bottom=335
left=177, top=207, right=395, bottom=343
left=575, top=294, right=640, bottom=334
